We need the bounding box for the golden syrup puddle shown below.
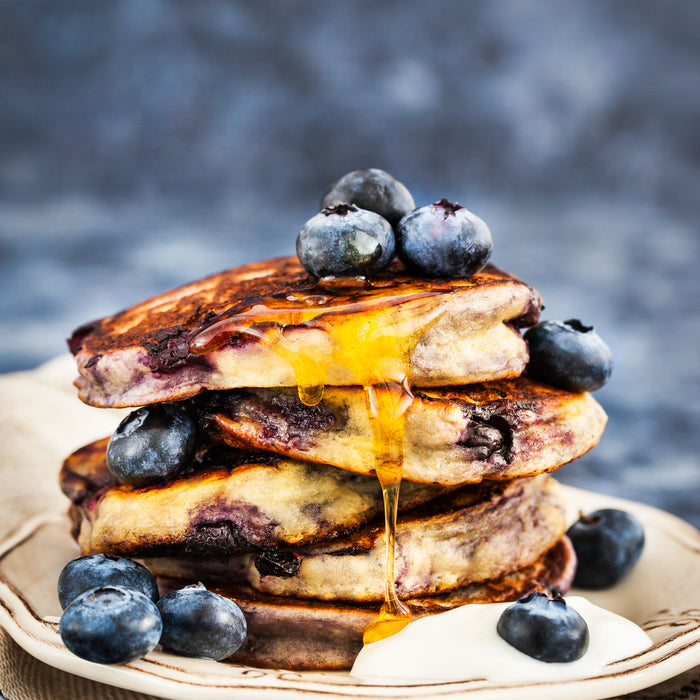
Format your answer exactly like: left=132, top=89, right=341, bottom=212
left=189, top=283, right=445, bottom=643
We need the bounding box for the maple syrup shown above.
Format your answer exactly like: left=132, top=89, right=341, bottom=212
left=360, top=380, right=412, bottom=644
left=189, top=282, right=446, bottom=643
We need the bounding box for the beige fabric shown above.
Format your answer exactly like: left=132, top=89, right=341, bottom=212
left=0, top=357, right=697, bottom=699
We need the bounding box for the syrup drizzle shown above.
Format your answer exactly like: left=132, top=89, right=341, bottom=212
left=189, top=283, right=445, bottom=642
left=361, top=380, right=413, bottom=644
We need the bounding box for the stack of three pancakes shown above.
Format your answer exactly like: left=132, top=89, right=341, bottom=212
left=61, top=257, right=607, bottom=669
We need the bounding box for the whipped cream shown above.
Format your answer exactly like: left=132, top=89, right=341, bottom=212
left=350, top=597, right=651, bottom=684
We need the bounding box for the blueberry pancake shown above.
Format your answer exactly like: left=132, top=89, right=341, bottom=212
left=143, top=475, right=566, bottom=602
left=61, top=438, right=452, bottom=557
left=156, top=536, right=576, bottom=670
left=200, top=377, right=606, bottom=485
left=68, top=256, right=541, bottom=408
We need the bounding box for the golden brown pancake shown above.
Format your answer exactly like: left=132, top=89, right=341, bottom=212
left=61, top=438, right=453, bottom=557
left=201, top=377, right=607, bottom=485
left=143, top=475, right=566, bottom=601
left=68, top=256, right=541, bottom=408
left=156, top=537, right=576, bottom=671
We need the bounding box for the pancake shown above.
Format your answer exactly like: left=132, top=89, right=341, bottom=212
left=155, top=536, right=576, bottom=671
left=61, top=438, right=452, bottom=557
left=201, top=377, right=607, bottom=485
left=143, top=475, right=566, bottom=601
left=68, top=256, right=541, bottom=408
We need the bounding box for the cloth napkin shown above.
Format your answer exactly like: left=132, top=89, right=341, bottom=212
left=0, top=357, right=697, bottom=700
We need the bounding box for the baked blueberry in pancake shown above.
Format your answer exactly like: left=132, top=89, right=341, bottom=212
left=68, top=256, right=541, bottom=408
left=200, top=377, right=607, bottom=485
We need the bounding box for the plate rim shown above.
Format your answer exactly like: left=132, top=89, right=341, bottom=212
left=0, top=486, right=699, bottom=700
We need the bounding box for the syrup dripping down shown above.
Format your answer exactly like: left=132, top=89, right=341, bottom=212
left=361, top=380, right=413, bottom=644
left=189, top=286, right=445, bottom=643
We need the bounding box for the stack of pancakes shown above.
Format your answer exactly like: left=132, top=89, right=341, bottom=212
left=61, top=256, right=607, bottom=670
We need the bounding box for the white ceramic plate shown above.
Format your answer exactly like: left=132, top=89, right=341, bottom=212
left=0, top=486, right=699, bottom=700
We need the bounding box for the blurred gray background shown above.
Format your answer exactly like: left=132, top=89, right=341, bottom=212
left=1, top=1, right=698, bottom=526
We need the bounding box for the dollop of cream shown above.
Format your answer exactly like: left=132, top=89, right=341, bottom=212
left=350, top=597, right=651, bottom=684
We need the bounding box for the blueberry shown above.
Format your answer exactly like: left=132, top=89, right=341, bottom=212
left=567, top=509, right=645, bottom=589
left=60, top=586, right=162, bottom=664
left=296, top=203, right=395, bottom=278
left=106, top=403, right=198, bottom=486
left=320, top=168, right=415, bottom=228
left=396, top=198, right=492, bottom=278
left=497, top=591, right=589, bottom=663
left=58, top=554, right=159, bottom=609
left=253, top=549, right=302, bottom=577
left=525, top=320, right=613, bottom=392
left=157, top=583, right=247, bottom=660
